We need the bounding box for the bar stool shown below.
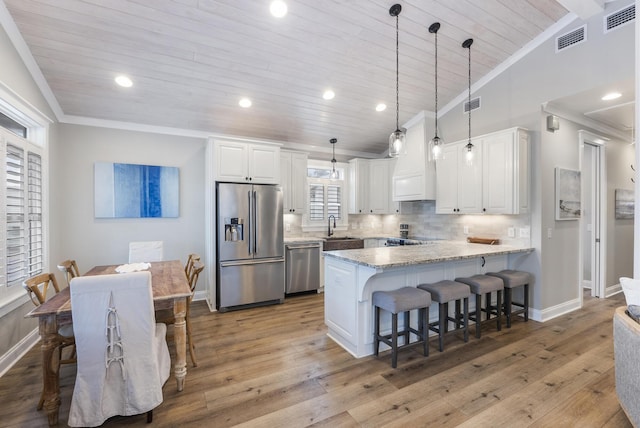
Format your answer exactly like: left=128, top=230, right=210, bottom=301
left=455, top=274, right=503, bottom=338
left=487, top=270, right=532, bottom=328
left=417, top=280, right=470, bottom=352
left=373, top=287, right=431, bottom=368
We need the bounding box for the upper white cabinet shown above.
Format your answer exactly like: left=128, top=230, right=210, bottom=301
left=281, top=150, right=308, bottom=214
left=392, top=112, right=436, bottom=201
left=349, top=158, right=399, bottom=214
left=348, top=158, right=369, bottom=214
left=214, top=140, right=280, bottom=184
left=435, top=140, right=482, bottom=214
left=435, top=127, right=529, bottom=214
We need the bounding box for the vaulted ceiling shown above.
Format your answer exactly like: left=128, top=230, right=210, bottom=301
left=0, top=1, right=591, bottom=158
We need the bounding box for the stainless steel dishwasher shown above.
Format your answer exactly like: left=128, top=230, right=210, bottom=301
left=285, top=242, right=321, bottom=294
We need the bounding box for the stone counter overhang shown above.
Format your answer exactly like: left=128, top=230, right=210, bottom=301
left=323, top=241, right=534, bottom=270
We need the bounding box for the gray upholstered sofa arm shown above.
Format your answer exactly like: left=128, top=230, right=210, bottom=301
left=614, top=306, right=640, bottom=427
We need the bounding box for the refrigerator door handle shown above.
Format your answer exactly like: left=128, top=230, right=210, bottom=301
left=247, top=190, right=253, bottom=255
left=253, top=190, right=258, bottom=254
left=220, top=257, right=284, bottom=267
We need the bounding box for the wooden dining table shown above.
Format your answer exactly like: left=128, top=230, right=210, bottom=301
left=25, top=260, right=192, bottom=426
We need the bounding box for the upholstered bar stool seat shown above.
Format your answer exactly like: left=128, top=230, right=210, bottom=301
left=487, top=270, right=531, bottom=328
left=455, top=274, right=503, bottom=338
left=373, top=287, right=431, bottom=368
left=417, top=280, right=470, bottom=352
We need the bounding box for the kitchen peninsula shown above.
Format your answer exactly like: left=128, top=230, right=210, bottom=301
left=323, top=241, right=533, bottom=358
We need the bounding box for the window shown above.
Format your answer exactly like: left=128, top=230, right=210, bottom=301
left=303, top=160, right=348, bottom=231
left=1, top=128, right=44, bottom=293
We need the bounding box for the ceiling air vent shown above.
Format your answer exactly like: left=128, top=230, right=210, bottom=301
left=556, top=25, right=586, bottom=52
left=604, top=4, right=635, bottom=33
left=463, top=97, right=480, bottom=114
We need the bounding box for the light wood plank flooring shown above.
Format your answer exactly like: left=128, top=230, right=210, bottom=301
left=0, top=291, right=632, bottom=427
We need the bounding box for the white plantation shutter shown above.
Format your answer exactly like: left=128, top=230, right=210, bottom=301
left=327, top=185, right=341, bottom=219
left=5, top=143, right=26, bottom=286
left=28, top=152, right=43, bottom=277
left=309, top=184, right=325, bottom=221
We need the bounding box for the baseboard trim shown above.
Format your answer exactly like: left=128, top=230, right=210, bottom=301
left=529, top=298, right=581, bottom=322
left=0, top=328, right=39, bottom=378
left=606, top=284, right=623, bottom=298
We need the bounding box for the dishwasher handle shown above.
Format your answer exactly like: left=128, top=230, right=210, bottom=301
left=286, top=244, right=321, bottom=250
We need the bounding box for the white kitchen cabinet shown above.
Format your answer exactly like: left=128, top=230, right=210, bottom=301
left=281, top=150, right=307, bottom=214
left=350, top=158, right=399, bottom=214
left=214, top=140, right=280, bottom=184
left=435, top=127, right=529, bottom=215
left=392, top=112, right=436, bottom=201
left=348, top=158, right=369, bottom=214
left=482, top=128, right=529, bottom=214
left=435, top=140, right=482, bottom=214
left=368, top=159, right=390, bottom=214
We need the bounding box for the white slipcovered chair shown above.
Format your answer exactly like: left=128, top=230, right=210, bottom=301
left=68, top=271, right=170, bottom=427
left=128, top=241, right=164, bottom=263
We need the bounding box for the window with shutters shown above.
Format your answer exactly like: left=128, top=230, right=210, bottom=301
left=1, top=125, right=45, bottom=304
left=302, top=160, right=348, bottom=231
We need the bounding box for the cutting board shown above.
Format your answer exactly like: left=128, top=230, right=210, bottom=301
left=467, top=237, right=500, bottom=245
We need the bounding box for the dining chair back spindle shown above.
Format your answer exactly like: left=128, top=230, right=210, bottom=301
left=57, top=259, right=81, bottom=287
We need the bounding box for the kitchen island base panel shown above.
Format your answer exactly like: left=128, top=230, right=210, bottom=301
left=324, top=253, right=515, bottom=358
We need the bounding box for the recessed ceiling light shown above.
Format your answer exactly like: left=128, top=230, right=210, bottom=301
left=376, top=103, right=387, bottom=112
left=270, top=0, right=287, bottom=18
left=239, top=97, right=252, bottom=108
left=602, top=92, right=622, bottom=101
left=115, top=75, right=133, bottom=88
left=323, top=90, right=335, bottom=100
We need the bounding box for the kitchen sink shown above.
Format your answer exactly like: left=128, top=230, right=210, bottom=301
left=323, top=237, right=364, bottom=251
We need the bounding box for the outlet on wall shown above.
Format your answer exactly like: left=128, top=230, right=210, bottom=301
left=463, top=226, right=469, bottom=235
left=519, top=227, right=530, bottom=238
left=508, top=227, right=515, bottom=238
left=285, top=222, right=291, bottom=232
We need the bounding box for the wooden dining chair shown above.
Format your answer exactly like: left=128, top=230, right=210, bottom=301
left=157, top=260, right=204, bottom=367
left=184, top=253, right=200, bottom=278
left=23, top=273, right=76, bottom=410
left=57, top=259, right=81, bottom=286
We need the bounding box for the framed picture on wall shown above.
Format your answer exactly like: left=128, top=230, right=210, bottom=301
left=94, top=162, right=180, bottom=218
left=555, top=167, right=581, bottom=220
left=615, top=188, right=634, bottom=219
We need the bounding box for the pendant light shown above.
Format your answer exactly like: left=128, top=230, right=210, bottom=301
left=462, top=38, right=474, bottom=166
left=388, top=4, right=406, bottom=157
left=330, top=138, right=338, bottom=179
left=427, top=22, right=442, bottom=163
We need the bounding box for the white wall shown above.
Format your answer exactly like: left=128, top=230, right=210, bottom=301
left=49, top=124, right=207, bottom=291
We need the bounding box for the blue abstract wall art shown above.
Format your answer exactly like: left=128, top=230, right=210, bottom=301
left=94, top=162, right=179, bottom=218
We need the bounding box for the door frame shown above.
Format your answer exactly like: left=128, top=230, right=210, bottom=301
left=578, top=130, right=608, bottom=302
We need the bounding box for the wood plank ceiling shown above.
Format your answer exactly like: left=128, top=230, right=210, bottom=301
left=2, top=0, right=569, bottom=157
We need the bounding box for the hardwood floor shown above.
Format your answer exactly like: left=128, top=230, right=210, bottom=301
left=1, top=291, right=632, bottom=427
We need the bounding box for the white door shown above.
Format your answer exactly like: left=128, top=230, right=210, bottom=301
left=579, top=133, right=605, bottom=301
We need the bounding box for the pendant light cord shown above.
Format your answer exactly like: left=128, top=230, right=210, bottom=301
left=434, top=29, right=438, bottom=138
left=467, top=41, right=471, bottom=146
left=395, top=13, right=400, bottom=131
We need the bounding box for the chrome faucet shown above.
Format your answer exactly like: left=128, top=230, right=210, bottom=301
left=328, top=215, right=336, bottom=237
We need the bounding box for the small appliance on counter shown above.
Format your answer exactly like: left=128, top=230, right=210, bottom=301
left=399, top=224, right=409, bottom=239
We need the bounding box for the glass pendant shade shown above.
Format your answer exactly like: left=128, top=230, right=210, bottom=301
left=428, top=135, right=442, bottom=162
left=330, top=138, right=339, bottom=178
left=465, top=141, right=474, bottom=165
left=389, top=129, right=406, bottom=157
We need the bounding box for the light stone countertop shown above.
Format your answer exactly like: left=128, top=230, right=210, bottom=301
left=283, top=237, right=325, bottom=244
left=322, top=241, right=533, bottom=269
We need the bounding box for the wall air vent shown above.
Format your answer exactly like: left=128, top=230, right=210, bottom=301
left=604, top=4, right=635, bottom=33
left=463, top=96, right=480, bottom=114
left=556, top=25, right=586, bottom=52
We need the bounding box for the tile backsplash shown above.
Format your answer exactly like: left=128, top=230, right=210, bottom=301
left=284, top=200, right=531, bottom=247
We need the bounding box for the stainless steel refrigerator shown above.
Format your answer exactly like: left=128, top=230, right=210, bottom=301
left=216, top=182, right=284, bottom=311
